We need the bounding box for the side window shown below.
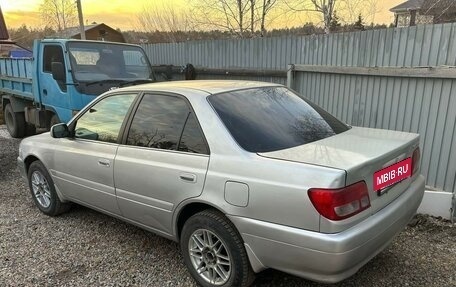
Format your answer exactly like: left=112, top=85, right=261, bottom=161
left=126, top=94, right=209, bottom=154
left=127, top=94, right=189, bottom=150
left=178, top=113, right=208, bottom=154
left=43, top=45, right=67, bottom=91
left=75, top=94, right=136, bottom=143
left=123, top=50, right=149, bottom=78
left=43, top=45, right=65, bottom=73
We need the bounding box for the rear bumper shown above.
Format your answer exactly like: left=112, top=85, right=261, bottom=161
left=228, top=175, right=425, bottom=283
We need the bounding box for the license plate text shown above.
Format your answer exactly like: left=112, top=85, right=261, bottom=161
left=373, top=158, right=412, bottom=191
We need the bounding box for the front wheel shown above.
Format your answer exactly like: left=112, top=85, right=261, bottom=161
left=46, top=114, right=60, bottom=130
left=180, top=209, right=254, bottom=287
left=27, top=161, right=70, bottom=216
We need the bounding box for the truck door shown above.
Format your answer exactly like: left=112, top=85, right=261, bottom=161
left=40, top=44, right=72, bottom=123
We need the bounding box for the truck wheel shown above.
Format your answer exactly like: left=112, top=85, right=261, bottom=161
left=4, top=103, right=25, bottom=138
left=50, top=114, right=60, bottom=127
left=180, top=209, right=255, bottom=287
left=45, top=114, right=60, bottom=131
left=26, top=124, right=36, bottom=136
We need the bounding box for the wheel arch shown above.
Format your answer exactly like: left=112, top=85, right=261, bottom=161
left=23, top=154, right=43, bottom=175
left=1, top=94, right=32, bottom=113
left=23, top=154, right=68, bottom=203
left=174, top=200, right=228, bottom=240
left=1, top=96, right=10, bottom=111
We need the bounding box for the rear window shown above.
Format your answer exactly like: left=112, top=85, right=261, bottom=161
left=208, top=87, right=349, bottom=153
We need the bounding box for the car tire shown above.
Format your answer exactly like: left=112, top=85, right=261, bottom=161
left=180, top=209, right=255, bottom=287
left=27, top=161, right=70, bottom=216
left=4, top=103, right=25, bottom=138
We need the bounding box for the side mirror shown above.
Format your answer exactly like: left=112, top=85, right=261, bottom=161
left=50, top=123, right=70, bottom=138
left=51, top=62, right=65, bottom=82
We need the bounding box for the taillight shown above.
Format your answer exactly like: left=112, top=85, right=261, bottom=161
left=412, top=147, right=420, bottom=175
left=308, top=181, right=370, bottom=221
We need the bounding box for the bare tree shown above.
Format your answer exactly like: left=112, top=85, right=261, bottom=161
left=190, top=0, right=280, bottom=37
left=190, top=0, right=251, bottom=37
left=285, top=0, right=379, bottom=33
left=39, top=0, right=77, bottom=32
left=137, top=2, right=192, bottom=42
left=285, top=0, right=337, bottom=34
left=259, top=0, right=279, bottom=36
left=338, top=0, right=379, bottom=24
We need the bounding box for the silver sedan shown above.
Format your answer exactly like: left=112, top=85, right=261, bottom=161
left=17, top=81, right=425, bottom=286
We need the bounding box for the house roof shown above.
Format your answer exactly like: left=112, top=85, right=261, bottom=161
left=391, top=0, right=456, bottom=14
left=57, top=23, right=104, bottom=38
left=421, top=0, right=456, bottom=14
left=390, top=0, right=425, bottom=12
left=0, top=7, right=10, bottom=40
left=57, top=23, right=124, bottom=40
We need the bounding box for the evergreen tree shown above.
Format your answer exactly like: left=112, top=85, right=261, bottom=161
left=330, top=12, right=342, bottom=33
left=353, top=14, right=365, bottom=31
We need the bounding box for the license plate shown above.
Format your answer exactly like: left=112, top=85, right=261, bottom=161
left=373, top=157, right=412, bottom=191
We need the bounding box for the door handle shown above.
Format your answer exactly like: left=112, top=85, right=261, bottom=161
left=179, top=173, right=196, bottom=183
left=98, top=159, right=111, bottom=167
left=43, top=89, right=48, bottom=96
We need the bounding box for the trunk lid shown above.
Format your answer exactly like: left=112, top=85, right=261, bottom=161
left=258, top=127, right=420, bottom=215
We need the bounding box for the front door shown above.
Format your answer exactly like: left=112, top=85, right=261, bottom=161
left=39, top=44, right=72, bottom=122
left=51, top=93, right=137, bottom=214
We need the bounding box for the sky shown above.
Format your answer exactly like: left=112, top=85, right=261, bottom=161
left=0, top=0, right=403, bottom=31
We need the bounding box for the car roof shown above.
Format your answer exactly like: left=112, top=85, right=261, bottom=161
left=118, top=80, right=283, bottom=95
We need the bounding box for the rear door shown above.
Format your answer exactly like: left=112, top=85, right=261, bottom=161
left=114, top=93, right=210, bottom=235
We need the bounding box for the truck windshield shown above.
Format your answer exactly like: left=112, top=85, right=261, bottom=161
left=68, top=42, right=152, bottom=82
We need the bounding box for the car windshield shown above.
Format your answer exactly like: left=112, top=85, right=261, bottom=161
left=68, top=42, right=152, bottom=82
left=208, top=86, right=349, bottom=153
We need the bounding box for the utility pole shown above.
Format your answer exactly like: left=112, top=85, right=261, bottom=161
left=76, top=0, right=86, bottom=40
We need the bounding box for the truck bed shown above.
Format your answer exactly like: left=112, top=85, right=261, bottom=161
left=0, top=58, right=33, bottom=100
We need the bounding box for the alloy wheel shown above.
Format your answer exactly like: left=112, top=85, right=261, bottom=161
left=31, top=170, right=52, bottom=208
left=188, top=229, right=232, bottom=285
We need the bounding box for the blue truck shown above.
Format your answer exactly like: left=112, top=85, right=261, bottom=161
left=1, top=39, right=154, bottom=137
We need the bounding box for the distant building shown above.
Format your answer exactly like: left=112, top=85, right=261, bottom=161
left=391, top=0, right=456, bottom=27
left=0, top=6, right=32, bottom=57
left=58, top=23, right=125, bottom=43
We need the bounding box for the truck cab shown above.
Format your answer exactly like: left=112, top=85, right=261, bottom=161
left=1, top=39, right=154, bottom=137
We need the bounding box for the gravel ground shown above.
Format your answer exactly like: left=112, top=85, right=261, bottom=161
left=0, top=125, right=455, bottom=286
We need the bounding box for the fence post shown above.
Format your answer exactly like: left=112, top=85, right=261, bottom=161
left=452, top=192, right=455, bottom=223
left=287, top=64, right=295, bottom=89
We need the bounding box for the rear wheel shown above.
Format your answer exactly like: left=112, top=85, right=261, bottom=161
left=4, top=103, right=25, bottom=138
left=27, top=161, right=70, bottom=216
left=180, top=209, right=255, bottom=287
